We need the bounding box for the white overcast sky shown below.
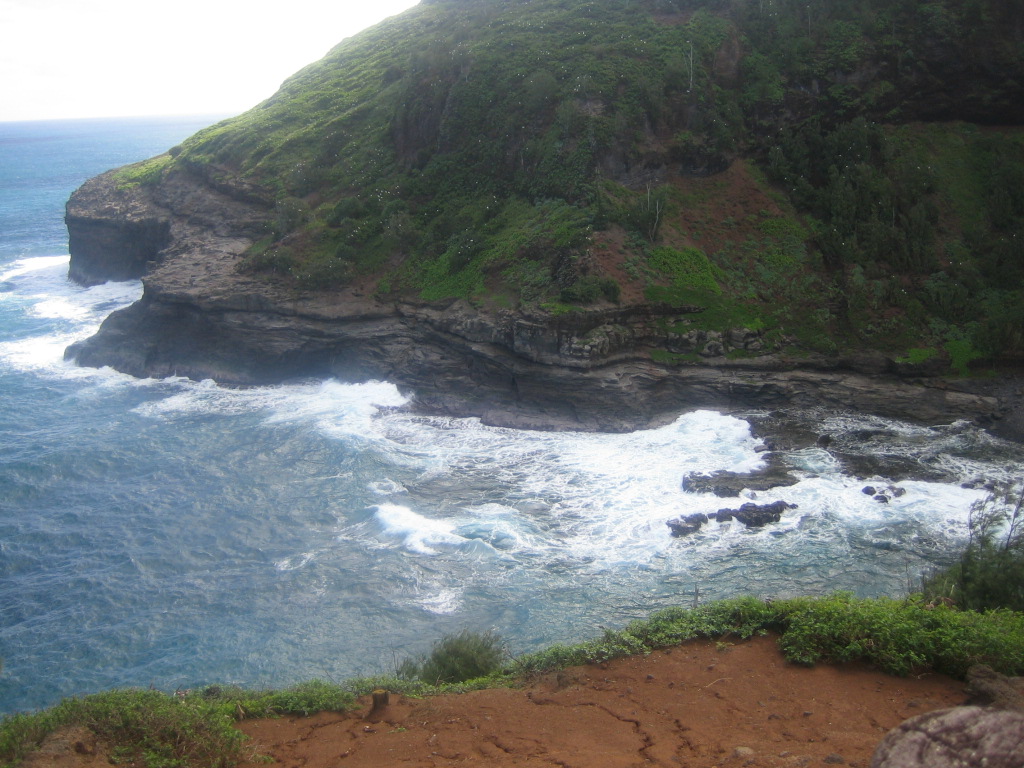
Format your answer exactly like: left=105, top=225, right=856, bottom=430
left=0, top=0, right=420, bottom=122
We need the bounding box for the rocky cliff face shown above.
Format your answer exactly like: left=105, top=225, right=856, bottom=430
left=64, top=167, right=1015, bottom=435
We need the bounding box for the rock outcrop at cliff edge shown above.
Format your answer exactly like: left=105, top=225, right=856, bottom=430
left=63, top=167, right=1010, bottom=434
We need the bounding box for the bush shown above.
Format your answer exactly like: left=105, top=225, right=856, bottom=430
left=924, top=490, right=1024, bottom=612
left=241, top=680, right=354, bottom=718
left=399, top=629, right=505, bottom=685
left=647, top=246, right=721, bottom=295
left=777, top=593, right=1024, bottom=678
left=559, top=276, right=620, bottom=304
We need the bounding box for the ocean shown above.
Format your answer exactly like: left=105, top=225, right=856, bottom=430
left=1, top=116, right=1023, bottom=716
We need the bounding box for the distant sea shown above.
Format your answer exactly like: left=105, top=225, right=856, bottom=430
left=2, top=116, right=1023, bottom=716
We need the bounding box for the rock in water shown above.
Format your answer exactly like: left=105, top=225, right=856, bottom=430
left=871, top=706, right=1024, bottom=768
left=681, top=453, right=799, bottom=497
left=666, top=513, right=709, bottom=537
left=715, top=500, right=796, bottom=528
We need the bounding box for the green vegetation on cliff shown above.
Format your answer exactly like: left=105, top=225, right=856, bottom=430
left=129, top=0, right=1024, bottom=370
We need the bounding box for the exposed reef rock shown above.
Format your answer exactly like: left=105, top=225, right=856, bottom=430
left=682, top=454, right=800, bottom=497
left=717, top=500, right=797, bottom=528
left=667, top=500, right=797, bottom=536
left=64, top=169, right=1013, bottom=434
left=666, top=513, right=710, bottom=537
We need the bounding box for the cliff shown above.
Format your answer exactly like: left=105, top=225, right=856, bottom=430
left=64, top=162, right=1008, bottom=433
left=64, top=0, right=1024, bottom=434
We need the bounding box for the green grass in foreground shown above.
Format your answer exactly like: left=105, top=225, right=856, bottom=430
left=4, top=593, right=1024, bottom=768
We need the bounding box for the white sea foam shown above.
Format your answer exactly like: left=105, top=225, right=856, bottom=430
left=330, top=407, right=1018, bottom=573
left=134, top=378, right=409, bottom=436
left=368, top=478, right=407, bottom=496
left=262, top=379, right=409, bottom=439
left=0, top=255, right=143, bottom=379
left=275, top=552, right=317, bottom=571
left=0, top=255, right=70, bottom=282
left=417, top=587, right=464, bottom=615
left=350, top=409, right=771, bottom=566
left=371, top=503, right=495, bottom=556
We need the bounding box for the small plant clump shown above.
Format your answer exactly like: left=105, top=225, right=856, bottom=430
left=398, top=629, right=506, bottom=685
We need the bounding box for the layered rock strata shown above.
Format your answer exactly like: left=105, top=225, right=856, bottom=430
left=65, top=167, right=1013, bottom=434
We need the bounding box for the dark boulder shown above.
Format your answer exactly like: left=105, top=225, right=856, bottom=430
left=863, top=485, right=907, bottom=503
left=715, top=500, right=796, bottom=528
left=666, top=513, right=710, bottom=537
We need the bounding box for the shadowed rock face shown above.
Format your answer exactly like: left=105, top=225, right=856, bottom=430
left=871, top=706, right=1024, bottom=768
left=63, top=167, right=1016, bottom=434
left=965, top=666, right=1024, bottom=712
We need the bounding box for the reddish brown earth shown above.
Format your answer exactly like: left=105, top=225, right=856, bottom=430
left=238, top=636, right=965, bottom=768
left=590, top=158, right=791, bottom=305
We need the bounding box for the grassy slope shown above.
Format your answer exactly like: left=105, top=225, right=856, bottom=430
left=3, top=594, right=1023, bottom=768
left=113, top=0, right=1024, bottom=372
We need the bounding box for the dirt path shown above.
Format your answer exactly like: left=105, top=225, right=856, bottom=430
left=238, top=635, right=966, bottom=768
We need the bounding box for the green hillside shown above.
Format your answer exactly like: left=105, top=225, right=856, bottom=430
left=133, top=0, right=1024, bottom=368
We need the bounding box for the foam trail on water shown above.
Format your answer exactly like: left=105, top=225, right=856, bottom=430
left=134, top=378, right=410, bottom=451
left=0, top=255, right=71, bottom=282
left=417, top=587, right=464, bottom=615
left=262, top=379, right=409, bottom=440
left=371, top=503, right=495, bottom=556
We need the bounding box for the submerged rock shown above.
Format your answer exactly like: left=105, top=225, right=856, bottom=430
left=682, top=453, right=799, bottom=497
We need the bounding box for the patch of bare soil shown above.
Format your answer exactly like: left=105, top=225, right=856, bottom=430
left=238, top=636, right=965, bottom=768
left=590, top=159, right=791, bottom=305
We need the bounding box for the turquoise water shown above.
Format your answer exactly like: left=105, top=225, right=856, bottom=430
left=1, top=117, right=1022, bottom=716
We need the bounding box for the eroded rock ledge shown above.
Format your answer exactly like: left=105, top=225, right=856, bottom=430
left=64, top=167, right=1018, bottom=435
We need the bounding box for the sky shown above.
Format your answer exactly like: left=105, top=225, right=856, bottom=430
left=0, top=0, right=421, bottom=122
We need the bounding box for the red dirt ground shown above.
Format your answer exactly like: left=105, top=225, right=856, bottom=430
left=237, top=635, right=966, bottom=768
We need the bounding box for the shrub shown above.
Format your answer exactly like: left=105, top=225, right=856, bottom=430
left=777, top=592, right=1024, bottom=678
left=646, top=246, right=721, bottom=295
left=923, top=490, right=1024, bottom=612
left=399, top=629, right=505, bottom=685
left=559, top=276, right=620, bottom=304
left=45, top=689, right=244, bottom=768
left=244, top=680, right=354, bottom=718
left=944, top=337, right=982, bottom=376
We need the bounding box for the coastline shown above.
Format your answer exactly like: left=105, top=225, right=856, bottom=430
left=62, top=167, right=1022, bottom=439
